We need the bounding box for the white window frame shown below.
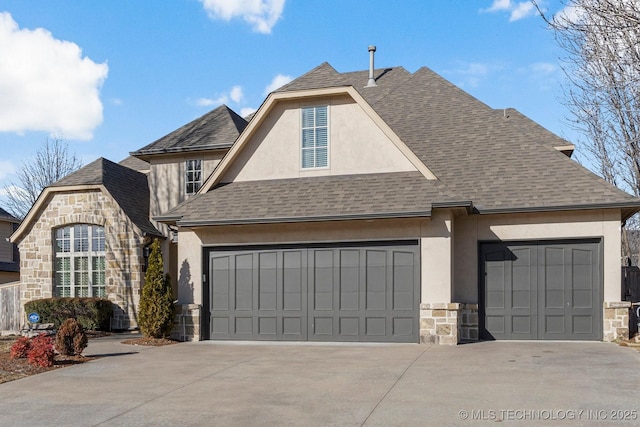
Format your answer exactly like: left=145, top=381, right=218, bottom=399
left=185, top=159, right=203, bottom=195
left=300, top=105, right=330, bottom=170
left=54, top=224, right=106, bottom=298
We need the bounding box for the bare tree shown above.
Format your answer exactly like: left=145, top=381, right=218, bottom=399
left=3, top=137, right=81, bottom=219
left=532, top=0, right=640, bottom=262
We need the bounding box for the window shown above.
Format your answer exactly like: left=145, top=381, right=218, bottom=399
left=301, top=106, right=328, bottom=169
left=185, top=159, right=202, bottom=194
left=54, top=225, right=105, bottom=298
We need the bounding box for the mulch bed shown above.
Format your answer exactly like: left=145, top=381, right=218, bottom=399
left=0, top=332, right=179, bottom=384
left=0, top=336, right=95, bottom=384
left=121, top=337, right=178, bottom=346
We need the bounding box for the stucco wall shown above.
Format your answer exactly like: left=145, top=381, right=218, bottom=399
left=223, top=96, right=417, bottom=182
left=177, top=218, right=428, bottom=306
left=17, top=190, right=146, bottom=329
left=148, top=151, right=225, bottom=220
left=453, top=209, right=622, bottom=303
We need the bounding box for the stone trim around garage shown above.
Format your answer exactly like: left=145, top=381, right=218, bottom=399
left=420, top=303, right=479, bottom=345
left=172, top=304, right=201, bottom=341
left=603, top=301, right=631, bottom=342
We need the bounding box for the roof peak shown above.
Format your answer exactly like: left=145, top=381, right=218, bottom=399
left=131, top=104, right=247, bottom=157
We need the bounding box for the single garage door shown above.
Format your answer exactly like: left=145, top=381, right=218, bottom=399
left=480, top=239, right=602, bottom=340
left=203, top=241, right=419, bottom=343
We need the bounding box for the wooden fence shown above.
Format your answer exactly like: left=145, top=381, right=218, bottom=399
left=0, top=282, right=20, bottom=334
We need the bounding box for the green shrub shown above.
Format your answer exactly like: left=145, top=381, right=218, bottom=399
left=138, top=239, right=174, bottom=338
left=24, top=298, right=112, bottom=330
left=55, top=318, right=88, bottom=356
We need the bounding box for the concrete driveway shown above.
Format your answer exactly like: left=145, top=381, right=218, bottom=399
left=0, top=336, right=639, bottom=426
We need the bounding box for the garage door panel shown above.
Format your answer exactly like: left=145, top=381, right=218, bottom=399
left=366, top=317, right=386, bottom=336
left=482, top=240, right=601, bottom=341
left=283, top=251, right=303, bottom=311
left=339, top=317, right=359, bottom=336
left=572, top=315, right=593, bottom=334
left=486, top=316, right=505, bottom=334
left=208, top=243, right=418, bottom=342
left=393, top=317, right=414, bottom=336
left=512, top=316, right=533, bottom=335
left=211, top=256, right=231, bottom=311
left=283, top=317, right=303, bottom=336
left=258, top=317, right=277, bottom=335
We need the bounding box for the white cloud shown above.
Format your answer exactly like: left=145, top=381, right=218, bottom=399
left=200, top=0, right=285, bottom=34
left=530, top=62, right=558, bottom=75
left=0, top=161, right=16, bottom=180
left=484, top=0, right=512, bottom=12
left=555, top=4, right=583, bottom=25
left=195, top=95, right=228, bottom=107
left=193, top=85, right=245, bottom=108
left=446, top=61, right=502, bottom=88
left=240, top=107, right=257, bottom=117
left=481, top=0, right=538, bottom=22
left=229, top=85, right=244, bottom=103
left=263, top=74, right=292, bottom=95
left=110, top=98, right=123, bottom=106
left=0, top=13, right=108, bottom=140
left=509, top=2, right=536, bottom=21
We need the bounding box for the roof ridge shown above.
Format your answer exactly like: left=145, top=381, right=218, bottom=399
left=131, top=104, right=247, bottom=157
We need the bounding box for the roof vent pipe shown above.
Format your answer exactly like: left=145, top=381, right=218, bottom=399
left=366, top=45, right=377, bottom=87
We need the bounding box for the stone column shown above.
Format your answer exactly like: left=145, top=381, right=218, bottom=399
left=603, top=301, right=630, bottom=341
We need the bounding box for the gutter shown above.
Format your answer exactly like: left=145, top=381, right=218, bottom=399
left=158, top=210, right=432, bottom=227
left=476, top=201, right=640, bottom=221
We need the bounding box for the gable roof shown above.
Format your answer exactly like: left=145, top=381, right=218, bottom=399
left=52, top=158, right=161, bottom=236
left=160, top=61, right=640, bottom=226
left=13, top=158, right=162, bottom=242
left=130, top=105, right=247, bottom=158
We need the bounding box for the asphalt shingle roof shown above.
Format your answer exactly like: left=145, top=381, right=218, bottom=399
left=369, top=67, right=638, bottom=214
left=0, top=207, right=18, bottom=223
left=119, top=156, right=150, bottom=172
left=162, top=61, right=640, bottom=225
left=131, top=105, right=247, bottom=157
left=161, top=172, right=464, bottom=225
left=52, top=158, right=162, bottom=236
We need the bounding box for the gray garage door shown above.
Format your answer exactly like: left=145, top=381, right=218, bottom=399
left=480, top=240, right=602, bottom=340
left=203, top=242, right=419, bottom=343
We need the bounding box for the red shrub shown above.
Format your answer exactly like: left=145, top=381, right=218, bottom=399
left=27, top=334, right=55, bottom=368
left=9, top=336, right=31, bottom=359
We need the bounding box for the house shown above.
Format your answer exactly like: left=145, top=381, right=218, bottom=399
left=0, top=207, right=19, bottom=284
left=11, top=50, right=640, bottom=344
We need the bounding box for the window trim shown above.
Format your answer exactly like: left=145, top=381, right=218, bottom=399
left=300, top=105, right=330, bottom=170
left=185, top=159, right=203, bottom=195
left=54, top=224, right=106, bottom=298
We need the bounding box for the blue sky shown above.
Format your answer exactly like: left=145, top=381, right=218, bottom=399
left=0, top=0, right=576, bottom=201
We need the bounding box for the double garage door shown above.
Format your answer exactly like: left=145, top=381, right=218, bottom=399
left=480, top=239, right=602, bottom=341
left=203, top=242, right=420, bottom=343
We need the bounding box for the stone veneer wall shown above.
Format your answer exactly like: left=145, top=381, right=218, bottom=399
left=172, top=304, right=201, bottom=341
left=420, top=303, right=479, bottom=345
left=603, top=301, right=630, bottom=341
left=17, top=190, right=146, bottom=330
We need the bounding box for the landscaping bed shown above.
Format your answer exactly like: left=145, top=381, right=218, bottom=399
left=0, top=332, right=108, bottom=384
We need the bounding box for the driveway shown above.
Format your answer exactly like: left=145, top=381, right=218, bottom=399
left=0, top=337, right=639, bottom=426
